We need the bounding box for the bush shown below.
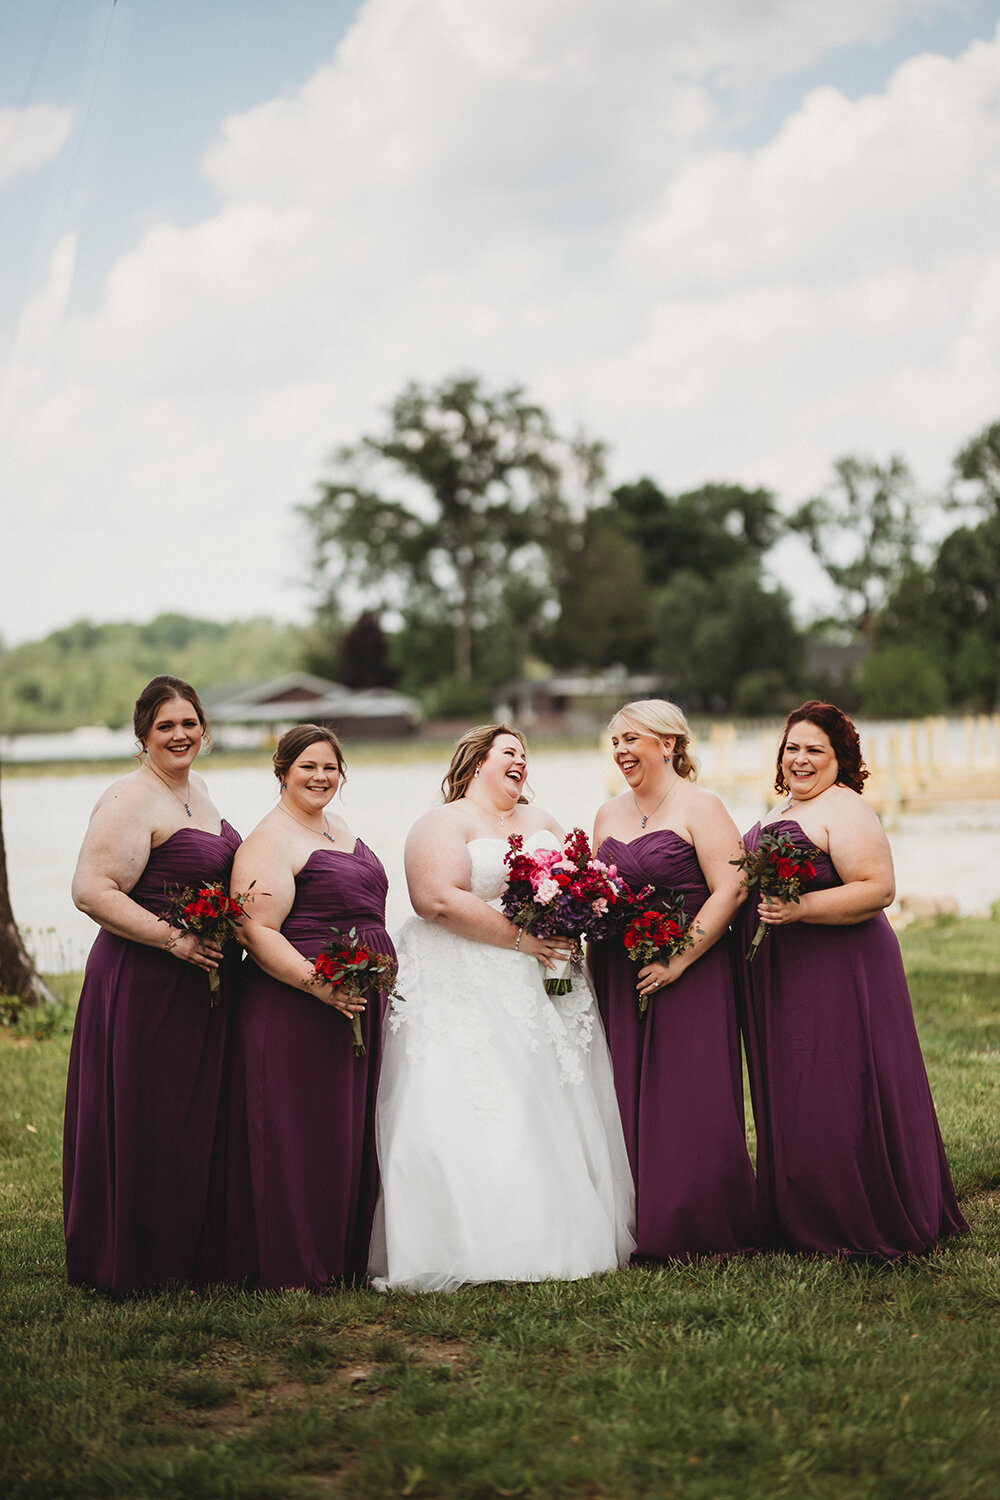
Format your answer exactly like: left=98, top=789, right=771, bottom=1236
left=854, top=644, right=948, bottom=717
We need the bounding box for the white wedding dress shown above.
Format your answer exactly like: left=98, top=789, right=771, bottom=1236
left=368, top=834, right=636, bottom=1292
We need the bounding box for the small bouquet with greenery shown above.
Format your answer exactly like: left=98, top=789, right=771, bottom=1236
left=623, top=896, right=697, bottom=1016
left=311, top=925, right=400, bottom=1057
left=502, top=828, right=643, bottom=994
left=160, top=880, right=254, bottom=1003
left=732, top=829, right=820, bottom=961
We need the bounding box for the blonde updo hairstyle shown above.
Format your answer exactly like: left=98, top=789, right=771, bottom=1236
left=442, top=723, right=530, bottom=804
left=610, top=699, right=699, bottom=781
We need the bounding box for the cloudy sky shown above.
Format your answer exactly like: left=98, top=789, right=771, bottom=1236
left=2, top=0, right=999, bottom=647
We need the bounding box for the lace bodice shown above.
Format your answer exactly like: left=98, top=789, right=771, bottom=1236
left=467, top=832, right=558, bottom=904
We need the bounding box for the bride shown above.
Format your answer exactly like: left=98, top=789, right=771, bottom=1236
left=368, top=724, right=636, bottom=1291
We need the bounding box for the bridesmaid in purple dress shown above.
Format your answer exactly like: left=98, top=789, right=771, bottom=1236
left=64, top=676, right=239, bottom=1295
left=590, top=699, right=760, bottom=1260
left=225, top=724, right=389, bottom=1289
left=741, top=701, right=967, bottom=1258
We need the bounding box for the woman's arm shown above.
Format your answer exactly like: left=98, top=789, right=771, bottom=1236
left=636, top=792, right=746, bottom=997
left=758, top=794, right=895, bottom=928
left=72, top=783, right=218, bottom=968
left=231, top=829, right=362, bottom=1015
left=404, top=809, right=570, bottom=966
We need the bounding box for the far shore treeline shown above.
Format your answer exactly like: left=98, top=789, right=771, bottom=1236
left=2, top=376, right=999, bottom=734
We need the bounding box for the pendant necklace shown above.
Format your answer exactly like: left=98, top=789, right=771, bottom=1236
left=278, top=800, right=337, bottom=843
left=634, top=780, right=676, bottom=830
left=147, top=762, right=192, bottom=816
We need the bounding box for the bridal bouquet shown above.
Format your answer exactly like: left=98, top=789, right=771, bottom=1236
left=502, top=828, right=643, bottom=994
left=160, top=880, right=254, bottom=1003
left=731, top=829, right=820, bottom=962
left=623, top=896, right=697, bottom=1016
left=311, top=925, right=400, bottom=1057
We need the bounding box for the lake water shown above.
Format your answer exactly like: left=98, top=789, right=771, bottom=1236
left=4, top=748, right=999, bottom=973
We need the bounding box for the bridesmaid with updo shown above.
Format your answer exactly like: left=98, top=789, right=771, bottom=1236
left=226, top=724, right=391, bottom=1288
left=590, top=698, right=760, bottom=1261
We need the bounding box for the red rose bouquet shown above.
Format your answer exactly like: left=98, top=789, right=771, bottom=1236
left=160, top=880, right=254, bottom=1003
left=311, top=925, right=400, bottom=1056
left=732, top=829, right=820, bottom=961
left=502, top=828, right=644, bottom=994
left=622, top=895, right=697, bottom=1016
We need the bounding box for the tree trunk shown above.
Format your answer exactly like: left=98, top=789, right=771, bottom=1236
left=455, top=565, right=473, bottom=683
left=0, top=761, right=55, bottom=1008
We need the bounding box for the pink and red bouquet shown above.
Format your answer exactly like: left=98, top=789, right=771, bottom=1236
left=502, top=828, right=645, bottom=994
left=731, top=829, right=820, bottom=962
left=311, top=925, right=400, bottom=1056
left=160, top=880, right=254, bottom=1003
left=622, top=896, right=697, bottom=1016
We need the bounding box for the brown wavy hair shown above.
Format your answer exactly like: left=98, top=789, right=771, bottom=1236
left=775, top=701, right=870, bottom=794
left=610, top=700, right=699, bottom=781
left=133, top=675, right=210, bottom=753
left=442, top=723, right=529, bottom=804
left=272, top=724, right=346, bottom=785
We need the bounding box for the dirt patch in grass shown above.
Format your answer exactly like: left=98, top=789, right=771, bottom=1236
left=163, top=1326, right=475, bottom=1439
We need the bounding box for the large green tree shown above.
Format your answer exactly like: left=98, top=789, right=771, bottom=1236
left=872, top=420, right=1000, bottom=710
left=791, top=455, right=920, bottom=639
left=649, top=563, right=802, bottom=714
left=301, top=375, right=604, bottom=683
left=951, top=419, right=1000, bottom=515
left=613, top=478, right=782, bottom=587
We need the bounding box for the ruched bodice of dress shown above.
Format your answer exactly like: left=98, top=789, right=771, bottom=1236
left=598, top=829, right=708, bottom=913
left=745, top=819, right=841, bottom=890
left=128, top=821, right=241, bottom=915
left=281, top=841, right=389, bottom=949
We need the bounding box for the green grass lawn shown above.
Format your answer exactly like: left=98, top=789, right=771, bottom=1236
left=2, top=920, right=998, bottom=1500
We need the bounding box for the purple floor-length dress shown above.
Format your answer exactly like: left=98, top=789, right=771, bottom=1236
left=63, top=821, right=241, bottom=1295
left=591, top=831, right=760, bottom=1259
left=226, top=840, right=390, bottom=1289
left=740, top=819, right=968, bottom=1258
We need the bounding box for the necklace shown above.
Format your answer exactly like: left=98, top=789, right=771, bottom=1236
left=634, top=780, right=677, bottom=830
left=278, top=800, right=337, bottom=843
left=146, top=761, right=192, bottom=817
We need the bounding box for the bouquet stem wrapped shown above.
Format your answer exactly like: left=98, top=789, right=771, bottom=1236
left=622, top=895, right=697, bottom=1016
left=502, top=828, right=645, bottom=996
left=311, top=926, right=400, bottom=1057
left=731, top=830, right=820, bottom=961
left=159, top=880, right=254, bottom=1004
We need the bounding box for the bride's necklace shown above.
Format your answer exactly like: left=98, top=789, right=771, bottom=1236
left=467, top=789, right=511, bottom=828
left=278, top=800, right=337, bottom=843
left=146, top=761, right=192, bottom=817
left=634, top=779, right=677, bottom=830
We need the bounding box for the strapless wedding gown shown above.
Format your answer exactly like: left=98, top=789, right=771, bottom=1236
left=368, top=834, right=636, bottom=1291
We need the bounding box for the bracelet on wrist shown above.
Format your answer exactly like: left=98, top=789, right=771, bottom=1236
left=514, top=927, right=523, bottom=952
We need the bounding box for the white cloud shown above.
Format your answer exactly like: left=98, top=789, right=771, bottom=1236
left=2, top=0, right=998, bottom=644
left=0, top=103, right=74, bottom=188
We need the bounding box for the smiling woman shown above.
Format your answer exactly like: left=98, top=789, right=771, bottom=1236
left=223, top=722, right=392, bottom=1290
left=740, top=700, right=968, bottom=1258
left=62, top=675, right=241, bottom=1295
left=368, top=723, right=636, bottom=1292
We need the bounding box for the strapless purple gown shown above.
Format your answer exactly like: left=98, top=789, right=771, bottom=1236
left=226, top=841, right=391, bottom=1288
left=63, top=821, right=241, bottom=1295
left=591, top=831, right=760, bottom=1259
left=740, top=819, right=968, bottom=1257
